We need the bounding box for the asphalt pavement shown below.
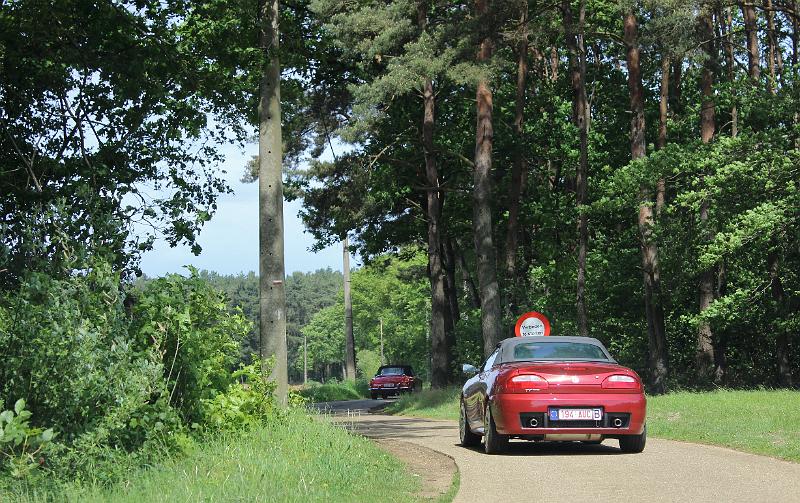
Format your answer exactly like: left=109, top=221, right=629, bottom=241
left=318, top=399, right=800, bottom=503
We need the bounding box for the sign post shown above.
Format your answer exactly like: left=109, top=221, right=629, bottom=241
left=514, top=312, right=551, bottom=337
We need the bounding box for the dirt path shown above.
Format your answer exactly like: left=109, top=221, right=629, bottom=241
left=321, top=400, right=800, bottom=503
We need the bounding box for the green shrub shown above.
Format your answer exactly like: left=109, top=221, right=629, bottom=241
left=0, top=399, right=55, bottom=480
left=201, top=357, right=277, bottom=431
left=130, top=267, right=252, bottom=424
left=298, top=380, right=363, bottom=402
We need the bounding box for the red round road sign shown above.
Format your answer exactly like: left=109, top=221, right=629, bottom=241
left=514, top=312, right=551, bottom=337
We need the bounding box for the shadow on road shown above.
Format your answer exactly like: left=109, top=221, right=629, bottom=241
left=457, top=440, right=623, bottom=457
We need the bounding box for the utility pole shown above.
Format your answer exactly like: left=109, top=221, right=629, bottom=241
left=303, top=335, right=308, bottom=385
left=379, top=318, right=384, bottom=365
left=258, top=0, right=287, bottom=406
left=343, top=237, right=356, bottom=380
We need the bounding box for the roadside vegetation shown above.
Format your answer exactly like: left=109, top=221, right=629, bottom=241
left=6, top=411, right=419, bottom=503
left=298, top=380, right=366, bottom=403
left=387, top=388, right=800, bottom=463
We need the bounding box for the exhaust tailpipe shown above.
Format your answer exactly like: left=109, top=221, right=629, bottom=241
left=529, top=418, right=539, bottom=428
left=613, top=418, right=623, bottom=427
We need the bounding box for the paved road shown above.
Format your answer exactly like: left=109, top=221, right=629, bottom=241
left=320, top=399, right=800, bottom=503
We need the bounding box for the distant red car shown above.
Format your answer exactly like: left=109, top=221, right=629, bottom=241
left=460, top=336, right=646, bottom=454
left=369, top=365, right=421, bottom=399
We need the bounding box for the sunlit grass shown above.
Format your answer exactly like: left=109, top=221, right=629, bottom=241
left=5, top=411, right=422, bottom=502
left=387, top=387, right=800, bottom=462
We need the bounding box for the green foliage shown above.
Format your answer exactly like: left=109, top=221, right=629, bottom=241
left=201, top=357, right=278, bottom=432
left=298, top=381, right=364, bottom=402
left=356, top=349, right=382, bottom=380
left=0, top=400, right=56, bottom=480
left=295, top=252, right=430, bottom=382
left=131, top=267, right=251, bottom=424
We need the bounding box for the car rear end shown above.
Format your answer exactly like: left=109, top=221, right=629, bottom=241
left=490, top=362, right=646, bottom=441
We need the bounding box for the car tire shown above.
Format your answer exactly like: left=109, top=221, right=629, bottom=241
left=483, top=405, right=508, bottom=455
left=619, top=424, right=647, bottom=453
left=370, top=393, right=377, bottom=400
left=459, top=400, right=481, bottom=447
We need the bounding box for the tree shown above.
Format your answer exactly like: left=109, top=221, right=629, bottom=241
left=259, top=0, right=288, bottom=406
left=563, top=0, right=590, bottom=337
left=623, top=6, right=668, bottom=393
left=473, top=0, right=502, bottom=356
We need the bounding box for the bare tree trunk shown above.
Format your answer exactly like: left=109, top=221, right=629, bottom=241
left=625, top=11, right=669, bottom=394
left=504, top=4, right=529, bottom=316
left=742, top=1, right=761, bottom=80
left=343, top=237, right=356, bottom=381
left=724, top=8, right=738, bottom=137
left=564, top=0, right=590, bottom=337
left=764, top=0, right=777, bottom=93
left=550, top=46, right=559, bottom=82
left=473, top=0, right=502, bottom=357
left=258, top=0, right=287, bottom=406
left=697, top=7, right=717, bottom=381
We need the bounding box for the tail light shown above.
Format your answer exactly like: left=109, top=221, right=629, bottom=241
left=498, top=373, right=549, bottom=393
left=601, top=374, right=640, bottom=390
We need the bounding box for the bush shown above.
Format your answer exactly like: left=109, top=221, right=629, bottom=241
left=298, top=380, right=363, bottom=402
left=201, top=357, right=277, bottom=431
left=130, top=267, right=252, bottom=424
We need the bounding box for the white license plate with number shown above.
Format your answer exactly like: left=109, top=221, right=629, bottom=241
left=552, top=408, right=602, bottom=421
left=384, top=383, right=396, bottom=388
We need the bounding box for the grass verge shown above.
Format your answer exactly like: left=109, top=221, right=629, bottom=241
left=387, top=388, right=800, bottom=463
left=3, top=411, right=422, bottom=502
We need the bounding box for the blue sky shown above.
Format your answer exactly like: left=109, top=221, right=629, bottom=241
left=138, top=141, right=344, bottom=277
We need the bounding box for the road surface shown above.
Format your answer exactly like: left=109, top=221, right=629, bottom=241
left=317, top=399, right=800, bottom=503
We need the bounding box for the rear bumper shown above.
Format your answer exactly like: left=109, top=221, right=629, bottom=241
left=369, top=386, right=412, bottom=392
left=491, top=391, right=646, bottom=436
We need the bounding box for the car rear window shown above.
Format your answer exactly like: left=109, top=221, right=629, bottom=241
left=512, top=342, right=609, bottom=361
left=378, top=367, right=405, bottom=376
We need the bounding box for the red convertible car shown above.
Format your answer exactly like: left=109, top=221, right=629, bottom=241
left=460, top=336, right=646, bottom=454
left=369, top=365, right=422, bottom=399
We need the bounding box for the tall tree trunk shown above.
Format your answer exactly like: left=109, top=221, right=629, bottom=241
left=697, top=7, right=717, bottom=381
left=444, top=237, right=461, bottom=323
left=670, top=58, right=683, bottom=114
left=769, top=250, right=794, bottom=387
left=724, top=8, right=738, bottom=137
left=258, top=0, right=287, bottom=406
left=343, top=237, right=356, bottom=380
left=656, top=55, right=669, bottom=216
left=504, top=4, right=529, bottom=317
left=417, top=0, right=451, bottom=386
left=455, top=241, right=481, bottom=309
left=625, top=11, right=668, bottom=394
left=421, top=72, right=451, bottom=387
left=563, top=0, right=590, bottom=337
left=742, top=1, right=761, bottom=80
left=764, top=0, right=777, bottom=93
left=473, top=0, right=502, bottom=357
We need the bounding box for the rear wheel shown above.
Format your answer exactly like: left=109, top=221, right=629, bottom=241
left=370, top=393, right=378, bottom=400
left=459, top=400, right=481, bottom=447
left=619, top=424, right=647, bottom=453
left=483, top=406, right=508, bottom=455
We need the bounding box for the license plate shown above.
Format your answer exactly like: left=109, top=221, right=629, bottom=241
left=384, top=383, right=396, bottom=388
left=550, top=408, right=602, bottom=421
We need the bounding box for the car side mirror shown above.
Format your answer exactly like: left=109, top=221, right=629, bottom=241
left=462, top=363, right=479, bottom=376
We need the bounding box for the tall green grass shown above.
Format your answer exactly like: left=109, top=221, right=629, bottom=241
left=4, top=411, right=421, bottom=502
left=387, top=388, right=800, bottom=462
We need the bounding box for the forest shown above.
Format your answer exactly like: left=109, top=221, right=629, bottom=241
left=1, top=0, right=798, bottom=497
